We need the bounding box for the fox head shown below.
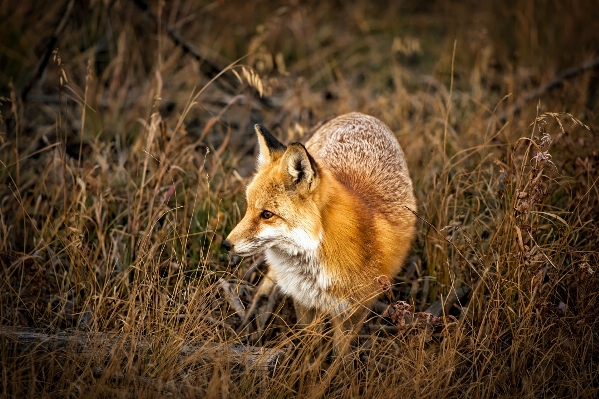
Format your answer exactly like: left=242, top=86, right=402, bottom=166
left=223, top=125, right=323, bottom=257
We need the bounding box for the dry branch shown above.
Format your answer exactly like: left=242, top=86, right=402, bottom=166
left=0, top=326, right=285, bottom=375
left=498, top=57, right=599, bottom=123
left=20, top=0, right=75, bottom=102
left=133, top=0, right=232, bottom=85
left=132, top=0, right=274, bottom=109
left=425, top=286, right=470, bottom=317
left=218, top=277, right=246, bottom=319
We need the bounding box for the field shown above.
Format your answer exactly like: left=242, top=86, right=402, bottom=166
left=1, top=0, right=598, bottom=397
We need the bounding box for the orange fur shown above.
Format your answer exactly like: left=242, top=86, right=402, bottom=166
left=224, top=113, right=417, bottom=346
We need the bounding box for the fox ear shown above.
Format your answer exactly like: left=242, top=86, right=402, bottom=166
left=281, top=143, right=318, bottom=193
left=255, top=124, right=286, bottom=168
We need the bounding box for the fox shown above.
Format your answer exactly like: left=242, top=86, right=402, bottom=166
left=223, top=112, right=417, bottom=350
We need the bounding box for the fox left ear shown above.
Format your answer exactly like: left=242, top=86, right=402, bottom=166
left=281, top=143, right=318, bottom=193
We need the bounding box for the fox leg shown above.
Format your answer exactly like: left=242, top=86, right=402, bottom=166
left=293, top=300, right=317, bottom=328
left=236, top=268, right=276, bottom=332
left=294, top=300, right=330, bottom=364
left=330, top=306, right=367, bottom=355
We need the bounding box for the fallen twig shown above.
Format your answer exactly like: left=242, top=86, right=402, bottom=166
left=90, top=366, right=196, bottom=395
left=0, top=326, right=285, bottom=375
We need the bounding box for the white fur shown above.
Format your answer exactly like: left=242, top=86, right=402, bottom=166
left=262, top=228, right=349, bottom=313
left=256, top=152, right=267, bottom=170
left=231, top=225, right=276, bottom=256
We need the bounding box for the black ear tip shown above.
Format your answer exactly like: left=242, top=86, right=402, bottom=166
left=255, top=124, right=266, bottom=133
left=255, top=124, right=287, bottom=151
left=254, top=124, right=269, bottom=137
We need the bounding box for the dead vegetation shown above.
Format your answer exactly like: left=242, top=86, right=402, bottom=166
left=1, top=0, right=598, bottom=397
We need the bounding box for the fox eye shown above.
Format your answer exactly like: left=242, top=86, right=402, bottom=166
left=261, top=210, right=274, bottom=219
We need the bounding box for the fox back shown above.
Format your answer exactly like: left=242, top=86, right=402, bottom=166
left=225, top=112, right=416, bottom=319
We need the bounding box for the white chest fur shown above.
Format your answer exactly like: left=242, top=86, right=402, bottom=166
left=265, top=247, right=346, bottom=313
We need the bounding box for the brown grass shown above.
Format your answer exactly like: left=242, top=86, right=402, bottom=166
left=1, top=0, right=598, bottom=397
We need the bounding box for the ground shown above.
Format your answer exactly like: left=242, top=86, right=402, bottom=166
left=0, top=0, right=598, bottom=397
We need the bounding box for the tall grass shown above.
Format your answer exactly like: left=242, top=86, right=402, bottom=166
left=1, top=0, right=598, bottom=397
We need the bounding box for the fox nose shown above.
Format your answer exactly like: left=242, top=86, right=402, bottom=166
left=222, top=239, right=232, bottom=251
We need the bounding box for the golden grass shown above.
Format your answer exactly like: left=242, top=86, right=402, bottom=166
left=1, top=0, right=598, bottom=397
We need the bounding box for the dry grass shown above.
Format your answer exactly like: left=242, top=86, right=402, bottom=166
left=1, top=0, right=598, bottom=397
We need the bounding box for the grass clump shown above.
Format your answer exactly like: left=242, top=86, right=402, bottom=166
left=0, top=0, right=598, bottom=397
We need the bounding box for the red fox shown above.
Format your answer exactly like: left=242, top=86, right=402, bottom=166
left=223, top=112, right=417, bottom=348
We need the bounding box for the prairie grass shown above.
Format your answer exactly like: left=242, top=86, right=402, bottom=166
left=0, top=0, right=598, bottom=397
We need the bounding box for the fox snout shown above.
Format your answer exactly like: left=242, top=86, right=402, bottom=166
left=221, top=223, right=265, bottom=257
left=221, top=239, right=232, bottom=252
left=222, top=233, right=244, bottom=254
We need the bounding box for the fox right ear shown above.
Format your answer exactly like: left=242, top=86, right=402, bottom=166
left=255, top=124, right=287, bottom=168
